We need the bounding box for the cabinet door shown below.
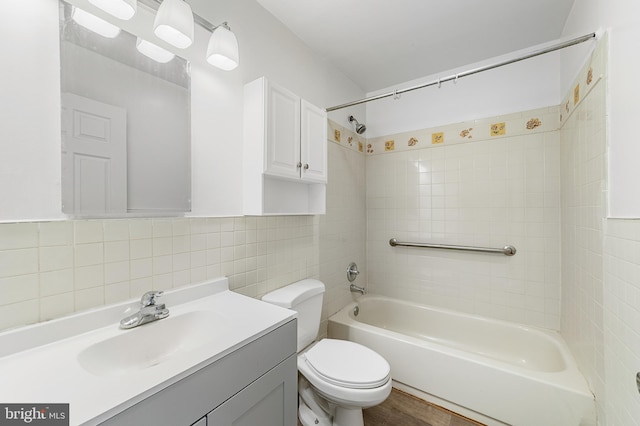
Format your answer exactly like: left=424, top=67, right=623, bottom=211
left=265, top=84, right=301, bottom=181
left=300, top=100, right=328, bottom=184
left=207, top=355, right=297, bottom=426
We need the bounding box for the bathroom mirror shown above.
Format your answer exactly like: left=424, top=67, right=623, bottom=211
left=59, top=1, right=191, bottom=217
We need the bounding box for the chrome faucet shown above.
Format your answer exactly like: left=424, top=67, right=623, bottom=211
left=120, top=291, right=170, bottom=329
left=347, top=262, right=365, bottom=295
left=350, top=283, right=365, bottom=295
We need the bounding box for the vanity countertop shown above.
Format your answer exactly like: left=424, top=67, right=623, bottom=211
left=0, top=277, right=295, bottom=425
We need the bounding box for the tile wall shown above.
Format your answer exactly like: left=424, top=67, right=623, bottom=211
left=604, top=220, right=640, bottom=424
left=318, top=130, right=367, bottom=336
left=560, top=33, right=640, bottom=426
left=0, top=216, right=318, bottom=332
left=559, top=37, right=607, bottom=423
left=365, top=107, right=562, bottom=329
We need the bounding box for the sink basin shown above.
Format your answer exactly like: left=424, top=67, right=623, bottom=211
left=78, top=310, right=225, bottom=376
left=0, top=276, right=296, bottom=426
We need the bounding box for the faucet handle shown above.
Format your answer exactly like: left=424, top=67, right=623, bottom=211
left=140, top=291, right=163, bottom=307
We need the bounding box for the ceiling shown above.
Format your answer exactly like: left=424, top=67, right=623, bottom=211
left=255, top=0, right=576, bottom=93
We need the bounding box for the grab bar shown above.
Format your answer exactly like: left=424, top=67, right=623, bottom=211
left=389, top=238, right=517, bottom=256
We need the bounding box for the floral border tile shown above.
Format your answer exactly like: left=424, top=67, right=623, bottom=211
left=490, top=122, right=506, bottom=136
left=327, top=120, right=365, bottom=155
left=526, top=118, right=542, bottom=130
left=559, top=32, right=607, bottom=128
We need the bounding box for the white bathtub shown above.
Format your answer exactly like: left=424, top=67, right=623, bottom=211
left=328, top=295, right=595, bottom=426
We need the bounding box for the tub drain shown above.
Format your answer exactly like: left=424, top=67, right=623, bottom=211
left=353, top=306, right=359, bottom=316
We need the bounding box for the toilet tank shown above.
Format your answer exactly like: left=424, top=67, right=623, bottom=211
left=262, top=279, right=325, bottom=352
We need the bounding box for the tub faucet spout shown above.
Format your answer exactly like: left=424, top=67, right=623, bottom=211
left=120, top=291, right=170, bottom=329
left=350, top=283, right=365, bottom=295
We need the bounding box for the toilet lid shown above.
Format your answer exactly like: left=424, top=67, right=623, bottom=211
left=304, top=339, right=390, bottom=389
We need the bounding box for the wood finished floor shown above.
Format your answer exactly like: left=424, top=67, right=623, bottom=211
left=362, top=388, right=485, bottom=426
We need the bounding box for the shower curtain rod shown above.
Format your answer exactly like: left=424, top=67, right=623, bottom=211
left=326, top=32, right=597, bottom=112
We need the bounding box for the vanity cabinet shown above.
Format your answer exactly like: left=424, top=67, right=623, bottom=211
left=100, top=320, right=297, bottom=426
left=243, top=77, right=327, bottom=215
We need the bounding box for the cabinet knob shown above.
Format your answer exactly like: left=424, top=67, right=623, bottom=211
left=304, top=164, right=309, bottom=170
left=297, top=162, right=302, bottom=168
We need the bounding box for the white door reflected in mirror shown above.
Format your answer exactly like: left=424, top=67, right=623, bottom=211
left=62, top=93, right=127, bottom=215
left=59, top=0, right=191, bottom=217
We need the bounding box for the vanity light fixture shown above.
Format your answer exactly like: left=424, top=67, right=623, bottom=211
left=75, top=0, right=240, bottom=70
left=153, top=0, right=194, bottom=49
left=206, top=22, right=239, bottom=71
left=87, top=0, right=137, bottom=20
left=136, top=37, right=175, bottom=63
left=71, top=7, right=121, bottom=38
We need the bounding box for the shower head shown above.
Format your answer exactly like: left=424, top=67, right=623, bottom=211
left=348, top=115, right=367, bottom=135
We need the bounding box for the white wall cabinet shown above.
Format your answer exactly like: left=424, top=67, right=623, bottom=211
left=244, top=77, right=327, bottom=215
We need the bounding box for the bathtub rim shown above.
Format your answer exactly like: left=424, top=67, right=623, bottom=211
left=329, top=294, right=593, bottom=397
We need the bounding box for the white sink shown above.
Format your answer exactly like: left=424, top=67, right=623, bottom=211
left=77, top=310, right=227, bottom=376
left=0, top=277, right=295, bottom=426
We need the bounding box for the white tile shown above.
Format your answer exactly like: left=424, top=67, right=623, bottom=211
left=39, top=222, right=73, bottom=247
left=152, top=273, right=173, bottom=291
left=129, top=220, right=153, bottom=239
left=40, top=269, right=74, bottom=297
left=105, top=282, right=130, bottom=304
left=0, top=249, right=38, bottom=278
left=74, top=265, right=104, bottom=290
left=0, top=300, right=39, bottom=330
left=130, top=278, right=153, bottom=297
left=173, top=253, right=190, bottom=272
left=153, top=255, right=172, bottom=275
left=74, top=221, right=104, bottom=244
left=172, top=219, right=190, bottom=236
left=0, top=274, right=38, bottom=305
left=0, top=223, right=38, bottom=250
left=130, top=238, right=152, bottom=260
left=105, top=261, right=130, bottom=284
left=103, top=220, right=130, bottom=241
left=40, top=292, right=74, bottom=321
left=152, top=219, right=173, bottom=238
left=131, top=258, right=153, bottom=280
left=75, top=287, right=104, bottom=311
left=153, top=237, right=172, bottom=256
left=39, top=245, right=73, bottom=272
left=74, top=243, right=104, bottom=267
left=104, top=241, right=130, bottom=263
left=172, top=235, right=190, bottom=254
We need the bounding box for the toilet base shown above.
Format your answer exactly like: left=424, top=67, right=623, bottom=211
left=298, top=396, right=365, bottom=426
left=299, top=395, right=331, bottom=426
left=298, top=376, right=367, bottom=426
left=333, top=406, right=364, bottom=426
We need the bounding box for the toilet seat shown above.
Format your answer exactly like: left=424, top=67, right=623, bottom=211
left=303, top=339, right=390, bottom=389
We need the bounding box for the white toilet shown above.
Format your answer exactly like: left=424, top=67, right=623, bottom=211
left=262, top=279, right=391, bottom=426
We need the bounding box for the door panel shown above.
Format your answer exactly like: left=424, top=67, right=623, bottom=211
left=61, top=93, right=127, bottom=214
left=265, top=84, right=300, bottom=180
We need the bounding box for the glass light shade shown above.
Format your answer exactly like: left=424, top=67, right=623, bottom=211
left=87, top=0, right=136, bottom=20
left=136, top=38, right=175, bottom=63
left=206, top=25, right=239, bottom=71
left=71, top=7, right=121, bottom=38
left=153, top=0, right=194, bottom=49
